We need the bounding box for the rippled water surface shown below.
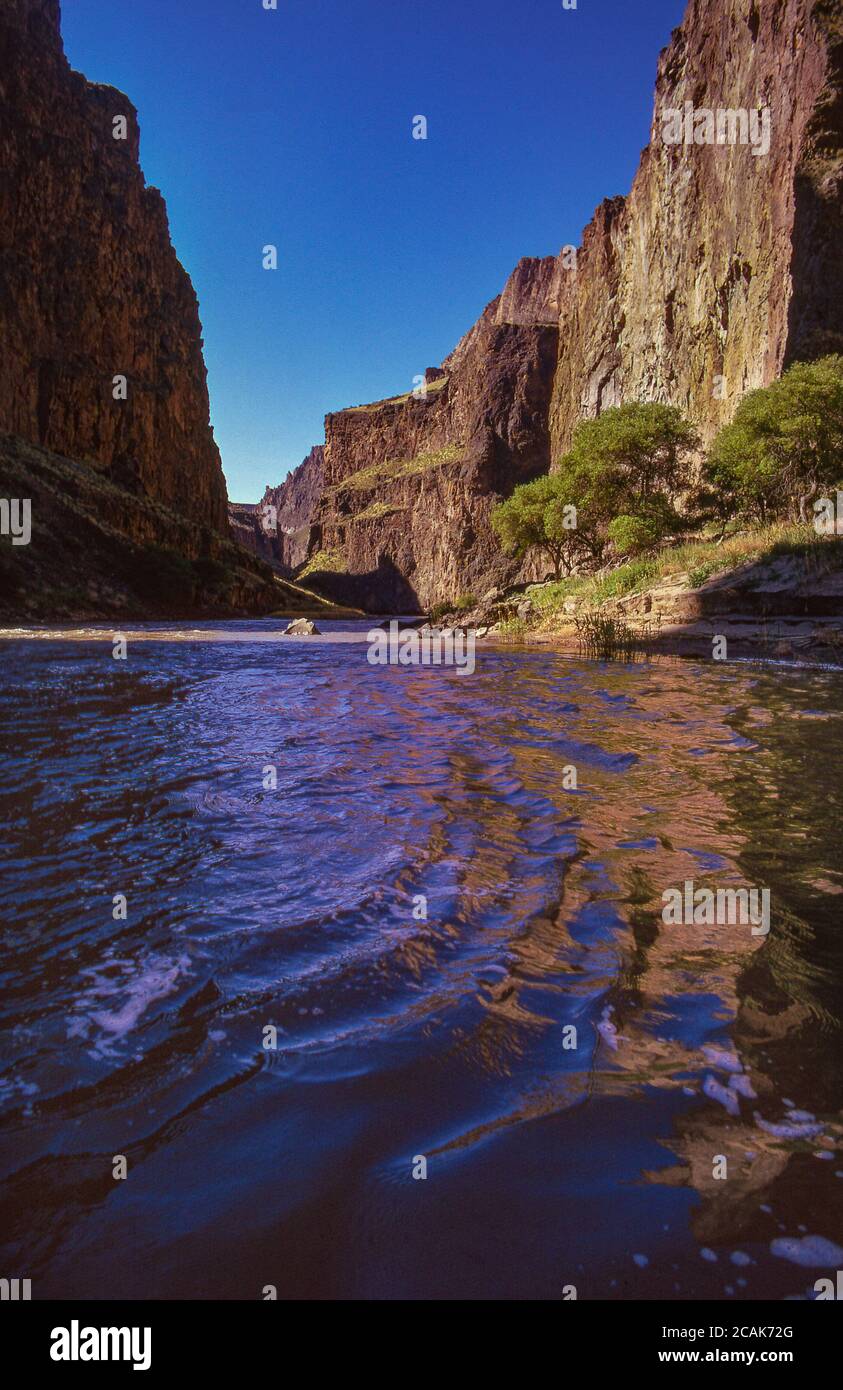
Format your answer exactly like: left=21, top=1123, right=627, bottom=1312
left=1, top=621, right=842, bottom=1299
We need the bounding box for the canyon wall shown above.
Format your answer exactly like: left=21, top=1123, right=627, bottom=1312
left=548, top=0, right=843, bottom=457
left=0, top=0, right=229, bottom=531
left=309, top=292, right=559, bottom=610
left=229, top=446, right=325, bottom=573
left=301, top=0, right=842, bottom=612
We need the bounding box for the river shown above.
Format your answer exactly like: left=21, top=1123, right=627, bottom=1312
left=0, top=620, right=841, bottom=1299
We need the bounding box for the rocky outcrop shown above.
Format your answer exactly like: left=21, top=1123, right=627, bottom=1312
left=0, top=433, right=275, bottom=620
left=0, top=0, right=228, bottom=531
left=301, top=0, right=843, bottom=612
left=521, top=545, right=843, bottom=665
left=308, top=278, right=560, bottom=610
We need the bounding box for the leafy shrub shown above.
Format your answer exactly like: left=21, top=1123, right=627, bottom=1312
left=703, top=356, right=843, bottom=523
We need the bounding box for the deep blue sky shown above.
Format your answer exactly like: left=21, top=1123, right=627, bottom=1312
left=62, top=0, right=686, bottom=501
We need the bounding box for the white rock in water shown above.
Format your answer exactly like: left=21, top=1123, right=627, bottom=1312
left=770, top=1235, right=843, bottom=1267
left=283, top=618, right=320, bottom=635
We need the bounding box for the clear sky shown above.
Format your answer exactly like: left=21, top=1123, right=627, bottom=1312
left=61, top=0, right=687, bottom=502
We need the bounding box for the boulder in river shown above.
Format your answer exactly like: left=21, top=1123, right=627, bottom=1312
left=283, top=618, right=320, bottom=635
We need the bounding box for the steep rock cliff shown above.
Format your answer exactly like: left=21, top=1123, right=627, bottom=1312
left=230, top=446, right=325, bottom=573
left=0, top=0, right=228, bottom=530
left=548, top=0, right=843, bottom=457
left=309, top=277, right=559, bottom=609
left=304, top=0, right=842, bottom=611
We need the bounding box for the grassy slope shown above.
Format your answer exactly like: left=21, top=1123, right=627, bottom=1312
left=327, top=444, right=464, bottom=495
left=513, top=524, right=843, bottom=631
left=0, top=433, right=353, bottom=621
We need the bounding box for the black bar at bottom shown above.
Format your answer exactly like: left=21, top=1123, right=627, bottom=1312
left=2, top=1297, right=838, bottom=1375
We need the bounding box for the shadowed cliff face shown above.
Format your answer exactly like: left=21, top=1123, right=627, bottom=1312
left=0, top=433, right=284, bottom=620
left=308, top=287, right=560, bottom=610
left=0, top=0, right=229, bottom=532
left=298, top=0, right=842, bottom=612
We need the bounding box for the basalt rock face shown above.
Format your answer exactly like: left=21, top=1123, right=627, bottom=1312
left=304, top=0, right=842, bottom=612
left=548, top=0, right=843, bottom=458
left=0, top=0, right=228, bottom=531
left=309, top=278, right=560, bottom=610
left=229, top=447, right=325, bottom=573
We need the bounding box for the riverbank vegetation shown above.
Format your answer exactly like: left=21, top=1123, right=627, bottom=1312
left=486, top=356, right=843, bottom=635
left=495, top=521, right=843, bottom=637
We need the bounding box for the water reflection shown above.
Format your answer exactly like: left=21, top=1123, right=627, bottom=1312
left=0, top=628, right=840, bottom=1298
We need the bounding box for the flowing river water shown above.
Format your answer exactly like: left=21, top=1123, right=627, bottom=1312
left=0, top=620, right=841, bottom=1300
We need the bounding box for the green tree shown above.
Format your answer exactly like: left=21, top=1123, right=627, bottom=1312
left=608, top=513, right=664, bottom=557
left=704, top=356, right=843, bottom=523
left=562, top=402, right=699, bottom=507
left=491, top=474, right=585, bottom=580
left=492, top=403, right=699, bottom=575
left=555, top=402, right=697, bottom=556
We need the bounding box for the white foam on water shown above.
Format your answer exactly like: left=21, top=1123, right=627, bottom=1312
left=771, top=1235, right=843, bottom=1268
left=702, top=1045, right=743, bottom=1074
left=729, top=1073, right=757, bottom=1099
left=755, top=1112, right=823, bottom=1139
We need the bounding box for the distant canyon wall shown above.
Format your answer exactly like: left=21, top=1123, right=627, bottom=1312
left=229, top=446, right=324, bottom=573
left=297, top=0, right=842, bottom=611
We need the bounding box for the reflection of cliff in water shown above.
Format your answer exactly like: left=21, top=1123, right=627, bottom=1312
left=636, top=671, right=843, bottom=1262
